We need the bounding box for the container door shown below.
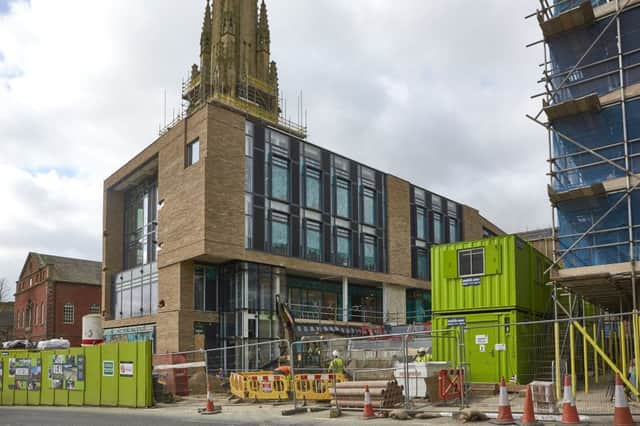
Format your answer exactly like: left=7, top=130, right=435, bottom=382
left=464, top=317, right=500, bottom=383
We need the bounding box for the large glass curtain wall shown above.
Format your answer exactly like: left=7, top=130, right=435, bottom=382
left=244, top=121, right=387, bottom=273
left=112, top=263, right=158, bottom=320
left=123, top=177, right=158, bottom=269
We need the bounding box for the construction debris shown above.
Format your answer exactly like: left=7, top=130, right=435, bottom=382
left=453, top=409, right=489, bottom=423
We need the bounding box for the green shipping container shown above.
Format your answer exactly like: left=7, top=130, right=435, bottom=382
left=431, top=235, right=552, bottom=315
left=432, top=311, right=550, bottom=384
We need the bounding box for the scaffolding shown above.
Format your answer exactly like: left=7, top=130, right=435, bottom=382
left=527, top=0, right=640, bottom=398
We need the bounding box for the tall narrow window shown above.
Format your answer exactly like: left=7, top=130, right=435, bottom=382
left=245, top=194, right=253, bottom=249
left=63, top=303, right=74, bottom=324
left=416, top=207, right=426, bottom=241
left=186, top=138, right=200, bottom=167
left=433, top=213, right=443, bottom=244
left=449, top=218, right=458, bottom=243
left=305, top=220, right=322, bottom=261
left=194, top=264, right=217, bottom=312
left=271, top=156, right=289, bottom=201
left=416, top=249, right=428, bottom=280
left=363, top=187, right=376, bottom=225
left=336, top=178, right=350, bottom=218
left=305, top=168, right=321, bottom=210
left=245, top=122, right=254, bottom=192
left=336, top=228, right=351, bottom=267
left=271, top=212, right=289, bottom=256
left=363, top=236, right=377, bottom=271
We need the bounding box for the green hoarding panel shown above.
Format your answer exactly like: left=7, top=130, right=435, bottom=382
left=40, top=351, right=54, bottom=405
left=27, top=353, right=42, bottom=405
left=83, top=346, right=101, bottom=406
left=67, top=348, right=85, bottom=406
left=118, top=342, right=137, bottom=407
left=52, top=349, right=70, bottom=406
left=11, top=351, right=29, bottom=405
left=136, top=340, right=152, bottom=407
left=100, top=343, right=118, bottom=406
left=0, top=354, right=12, bottom=406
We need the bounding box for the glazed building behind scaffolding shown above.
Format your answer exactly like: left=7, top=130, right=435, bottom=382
left=532, top=0, right=640, bottom=311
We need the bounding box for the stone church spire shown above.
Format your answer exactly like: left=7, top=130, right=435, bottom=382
left=184, top=0, right=280, bottom=120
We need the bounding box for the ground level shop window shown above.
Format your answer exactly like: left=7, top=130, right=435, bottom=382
left=458, top=248, right=484, bottom=277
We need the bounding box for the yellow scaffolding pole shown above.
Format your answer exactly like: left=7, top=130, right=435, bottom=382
left=583, top=322, right=589, bottom=394
left=573, top=320, right=639, bottom=395
left=555, top=321, right=561, bottom=400
left=634, top=312, right=640, bottom=390
left=593, top=322, right=599, bottom=385
left=570, top=323, right=576, bottom=398
left=601, top=325, right=607, bottom=375
left=621, top=320, right=628, bottom=376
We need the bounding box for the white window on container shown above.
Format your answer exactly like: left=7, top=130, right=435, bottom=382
left=63, top=303, right=74, bottom=324
left=458, top=248, right=484, bottom=277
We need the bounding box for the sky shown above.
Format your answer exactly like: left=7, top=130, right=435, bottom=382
left=0, top=0, right=548, bottom=296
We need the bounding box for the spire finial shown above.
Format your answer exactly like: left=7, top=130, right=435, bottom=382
left=200, top=0, right=212, bottom=53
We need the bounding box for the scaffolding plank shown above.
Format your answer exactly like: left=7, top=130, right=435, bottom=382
left=548, top=182, right=606, bottom=204
left=538, top=1, right=595, bottom=39
left=543, top=93, right=600, bottom=121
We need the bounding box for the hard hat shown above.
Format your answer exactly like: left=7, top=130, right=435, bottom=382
left=418, top=347, right=426, bottom=353
left=332, top=350, right=340, bottom=357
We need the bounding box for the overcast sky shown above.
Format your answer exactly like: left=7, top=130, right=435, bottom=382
left=0, top=0, right=548, bottom=295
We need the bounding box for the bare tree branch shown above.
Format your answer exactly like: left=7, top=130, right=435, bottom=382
left=0, top=278, right=10, bottom=302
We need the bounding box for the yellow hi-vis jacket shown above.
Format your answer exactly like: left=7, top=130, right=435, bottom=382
left=328, top=357, right=345, bottom=374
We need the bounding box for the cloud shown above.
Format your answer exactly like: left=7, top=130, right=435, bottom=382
left=0, top=1, right=549, bottom=295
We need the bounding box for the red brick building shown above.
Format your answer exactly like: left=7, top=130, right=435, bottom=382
left=14, top=252, right=101, bottom=346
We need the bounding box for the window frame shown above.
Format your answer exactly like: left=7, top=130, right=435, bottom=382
left=458, top=248, right=485, bottom=277
left=335, top=227, right=351, bottom=267
left=304, top=219, right=322, bottom=261
left=336, top=178, right=351, bottom=219
left=186, top=138, right=200, bottom=167
left=362, top=186, right=376, bottom=226
left=270, top=210, right=290, bottom=256
left=270, top=154, right=290, bottom=202
left=63, top=303, right=74, bottom=324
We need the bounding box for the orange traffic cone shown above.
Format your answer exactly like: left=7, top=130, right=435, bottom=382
left=491, top=377, right=516, bottom=425
left=560, top=375, right=581, bottom=424
left=362, top=385, right=375, bottom=419
left=520, top=384, right=542, bottom=426
left=200, top=383, right=221, bottom=415
left=614, top=373, right=635, bottom=426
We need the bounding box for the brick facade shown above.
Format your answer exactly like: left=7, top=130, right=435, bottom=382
left=14, top=253, right=101, bottom=346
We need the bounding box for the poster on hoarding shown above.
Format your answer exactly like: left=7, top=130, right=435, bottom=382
left=49, top=355, right=85, bottom=390
left=28, top=358, right=41, bottom=391
left=11, top=358, right=31, bottom=391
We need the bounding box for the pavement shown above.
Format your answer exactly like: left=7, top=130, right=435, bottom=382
left=0, top=396, right=617, bottom=425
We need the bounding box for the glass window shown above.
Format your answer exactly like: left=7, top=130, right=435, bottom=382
left=186, top=138, right=200, bottom=167
left=271, top=212, right=289, bottom=256
left=123, top=178, right=157, bottom=269
left=194, top=264, right=217, bottom=312
left=417, top=249, right=428, bottom=280
left=433, top=212, right=443, bottom=244
left=305, top=168, right=321, bottom=210
left=449, top=218, right=458, bottom=242
left=363, top=187, right=375, bottom=225
left=416, top=207, right=426, bottom=241
left=90, top=304, right=100, bottom=314
left=305, top=220, right=322, bottom=261
left=432, top=194, right=442, bottom=211
left=363, top=236, right=377, bottom=271
left=336, top=178, right=350, bottom=218
left=271, top=156, right=289, bottom=201
left=245, top=194, right=253, bottom=249
left=63, top=303, right=74, bottom=324
left=245, top=157, right=253, bottom=192
left=336, top=228, right=351, bottom=267
left=458, top=248, right=484, bottom=277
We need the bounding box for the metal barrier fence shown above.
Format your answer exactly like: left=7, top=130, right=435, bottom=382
left=151, top=311, right=640, bottom=418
